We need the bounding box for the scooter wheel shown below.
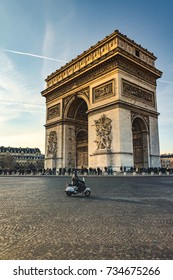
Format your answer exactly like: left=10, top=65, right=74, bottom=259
left=85, top=190, right=91, bottom=197
left=66, top=192, right=72, bottom=196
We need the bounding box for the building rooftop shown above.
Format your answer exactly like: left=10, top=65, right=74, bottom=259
left=0, top=146, right=42, bottom=154
left=161, top=154, right=173, bottom=158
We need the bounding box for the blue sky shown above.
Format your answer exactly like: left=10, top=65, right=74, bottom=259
left=0, top=0, right=172, bottom=154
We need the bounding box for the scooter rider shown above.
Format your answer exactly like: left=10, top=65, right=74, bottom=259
left=71, top=172, right=85, bottom=192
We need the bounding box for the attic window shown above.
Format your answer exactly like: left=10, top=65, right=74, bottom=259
left=135, top=49, right=140, bottom=57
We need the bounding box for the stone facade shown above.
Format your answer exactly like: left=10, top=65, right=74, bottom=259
left=0, top=146, right=44, bottom=168
left=41, top=30, right=162, bottom=170
left=161, top=154, right=173, bottom=169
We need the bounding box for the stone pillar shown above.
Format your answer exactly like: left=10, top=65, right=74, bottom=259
left=149, top=116, right=161, bottom=168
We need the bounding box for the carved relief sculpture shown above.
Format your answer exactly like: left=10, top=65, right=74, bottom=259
left=122, top=80, right=155, bottom=106
left=92, top=80, right=114, bottom=103
left=47, top=104, right=60, bottom=120
left=47, top=131, right=57, bottom=157
left=94, top=114, right=112, bottom=150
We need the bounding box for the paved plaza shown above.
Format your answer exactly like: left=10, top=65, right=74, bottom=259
left=0, top=175, right=173, bottom=260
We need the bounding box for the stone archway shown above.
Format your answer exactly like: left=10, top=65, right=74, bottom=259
left=76, top=130, right=88, bottom=168
left=42, top=31, right=162, bottom=170
left=66, top=97, right=88, bottom=168
left=132, top=117, right=149, bottom=169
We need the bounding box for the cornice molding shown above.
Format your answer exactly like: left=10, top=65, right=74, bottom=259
left=42, top=54, right=160, bottom=103
left=41, top=30, right=162, bottom=97
left=87, top=100, right=159, bottom=118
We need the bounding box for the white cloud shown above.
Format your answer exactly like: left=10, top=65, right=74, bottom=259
left=0, top=49, right=46, bottom=151
left=41, top=23, right=62, bottom=80
left=0, top=50, right=44, bottom=118
left=157, top=82, right=173, bottom=120
left=0, top=50, right=42, bottom=101
left=157, top=80, right=173, bottom=153
left=0, top=130, right=45, bottom=153
left=41, top=6, right=77, bottom=81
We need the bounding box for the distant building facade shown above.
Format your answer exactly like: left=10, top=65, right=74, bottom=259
left=161, top=154, right=173, bottom=169
left=41, top=30, right=162, bottom=170
left=0, top=146, right=44, bottom=168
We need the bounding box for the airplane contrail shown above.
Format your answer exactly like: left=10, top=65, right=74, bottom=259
left=3, top=49, right=173, bottom=85
left=2, top=48, right=67, bottom=63
left=158, top=79, right=173, bottom=85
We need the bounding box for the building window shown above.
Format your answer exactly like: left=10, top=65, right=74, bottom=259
left=135, top=49, right=140, bottom=57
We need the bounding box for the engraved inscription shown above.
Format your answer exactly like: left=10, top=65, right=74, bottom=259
left=47, top=104, right=60, bottom=120
left=122, top=80, right=155, bottom=106
left=93, top=80, right=114, bottom=103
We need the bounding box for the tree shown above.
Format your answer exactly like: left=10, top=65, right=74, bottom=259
left=0, top=154, right=16, bottom=169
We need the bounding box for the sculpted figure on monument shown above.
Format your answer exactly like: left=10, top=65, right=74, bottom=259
left=47, top=131, right=57, bottom=157
left=94, top=114, right=112, bottom=150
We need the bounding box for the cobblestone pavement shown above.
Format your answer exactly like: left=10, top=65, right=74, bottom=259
left=0, top=176, right=173, bottom=260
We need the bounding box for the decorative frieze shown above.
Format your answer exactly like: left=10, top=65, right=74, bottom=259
left=122, top=80, right=155, bottom=107
left=46, top=60, right=118, bottom=102
left=46, top=39, right=117, bottom=89
left=119, top=57, right=157, bottom=85
left=92, top=80, right=115, bottom=103
left=45, top=54, right=159, bottom=103
left=44, top=31, right=159, bottom=91
left=47, top=104, right=60, bottom=120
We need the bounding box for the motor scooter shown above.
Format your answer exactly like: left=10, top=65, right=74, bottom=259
left=65, top=177, right=91, bottom=197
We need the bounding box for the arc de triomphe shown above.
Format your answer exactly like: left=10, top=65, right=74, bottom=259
left=41, top=30, right=162, bottom=171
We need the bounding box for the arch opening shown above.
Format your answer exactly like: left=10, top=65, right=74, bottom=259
left=132, top=117, right=149, bottom=169
left=67, top=98, right=88, bottom=120
left=76, top=130, right=88, bottom=168
left=67, top=97, right=88, bottom=168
